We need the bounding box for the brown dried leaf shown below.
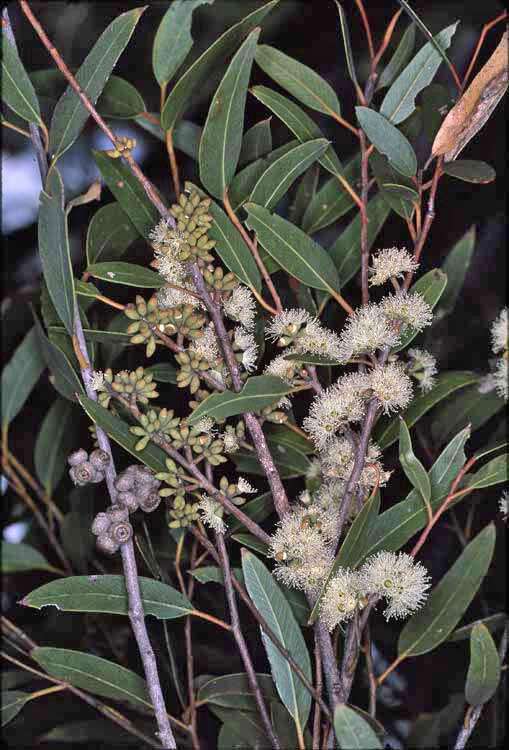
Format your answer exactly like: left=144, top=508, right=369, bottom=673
left=432, top=30, right=508, bottom=161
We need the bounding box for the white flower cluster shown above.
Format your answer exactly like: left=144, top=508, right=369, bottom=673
left=499, top=491, right=508, bottom=518
left=189, top=323, right=220, bottom=363
left=265, top=309, right=343, bottom=360
left=319, top=551, right=431, bottom=631
left=369, top=247, right=419, bottom=287
left=197, top=496, right=226, bottom=534
left=223, top=286, right=257, bottom=330
left=150, top=221, right=200, bottom=308
left=320, top=437, right=391, bottom=488
left=233, top=326, right=259, bottom=373
left=490, top=308, right=508, bottom=401
left=407, top=348, right=438, bottom=393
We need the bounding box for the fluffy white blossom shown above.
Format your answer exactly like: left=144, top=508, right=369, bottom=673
left=380, top=291, right=433, bottom=331
left=190, top=323, right=220, bottom=363
left=89, top=370, right=105, bottom=391
left=222, top=431, right=240, bottom=453
left=194, top=416, right=216, bottom=435
left=491, top=308, right=508, bottom=354
left=296, top=318, right=344, bottom=359
left=149, top=218, right=183, bottom=253
left=157, top=283, right=199, bottom=309
left=359, top=551, right=431, bottom=620
left=198, top=496, right=226, bottom=534
left=264, top=352, right=299, bottom=384
left=237, top=477, right=256, bottom=494
left=407, top=348, right=438, bottom=393
left=320, top=437, right=391, bottom=487
left=369, top=247, right=419, bottom=286
left=493, top=357, right=508, bottom=401
left=303, top=372, right=369, bottom=448
left=265, top=308, right=311, bottom=342
left=223, top=286, right=257, bottom=330
left=499, top=491, right=508, bottom=517
left=338, top=303, right=400, bottom=360
left=319, top=568, right=363, bottom=631
left=368, top=362, right=413, bottom=415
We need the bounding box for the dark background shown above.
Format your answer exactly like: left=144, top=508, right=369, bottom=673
left=2, top=2, right=507, bottom=748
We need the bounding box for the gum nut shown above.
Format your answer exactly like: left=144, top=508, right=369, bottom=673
left=111, top=521, right=133, bottom=544
left=68, top=448, right=88, bottom=466
left=140, top=491, right=161, bottom=513
left=89, top=449, right=111, bottom=468
left=90, top=468, right=105, bottom=483
left=91, top=512, right=111, bottom=536
left=97, top=533, right=119, bottom=555
left=117, top=491, right=138, bottom=512
left=108, top=504, right=130, bottom=523
left=114, top=474, right=134, bottom=492
left=70, top=462, right=95, bottom=485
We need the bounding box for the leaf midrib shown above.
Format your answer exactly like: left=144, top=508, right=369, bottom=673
left=1, top=58, right=40, bottom=123
left=27, top=591, right=191, bottom=615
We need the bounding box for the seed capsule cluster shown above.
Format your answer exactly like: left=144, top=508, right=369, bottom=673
left=68, top=448, right=110, bottom=486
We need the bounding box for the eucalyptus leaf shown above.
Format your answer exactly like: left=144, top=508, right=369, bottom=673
left=436, top=226, right=476, bottom=320
left=239, top=118, right=273, bottom=166
left=97, top=76, right=145, bottom=119
left=229, top=140, right=299, bottom=211
left=461, top=454, right=508, bottom=490
left=86, top=261, right=164, bottom=288
left=448, top=614, right=507, bottom=643
left=34, top=316, right=84, bottom=402
left=334, top=2, right=360, bottom=90
left=431, top=384, right=504, bottom=447
left=86, top=202, right=138, bottom=264
left=302, top=154, right=360, bottom=234
left=1, top=28, right=42, bottom=125
left=399, top=418, right=431, bottom=507
left=1, top=691, right=29, bottom=728
left=199, top=29, right=260, bottom=199
left=1, top=327, right=45, bottom=429
left=196, top=673, right=278, bottom=711
left=35, top=399, right=77, bottom=495
left=443, top=160, right=496, bottom=184
left=208, top=202, right=262, bottom=291
left=465, top=624, right=501, bottom=705
left=399, top=525, right=496, bottom=657
left=377, top=24, right=416, bottom=90
left=49, top=8, right=145, bottom=160
left=356, top=107, right=417, bottom=177
left=145, top=363, right=178, bottom=384
left=1, top=541, right=57, bottom=574
left=334, top=704, right=383, bottom=749
left=229, top=492, right=275, bottom=532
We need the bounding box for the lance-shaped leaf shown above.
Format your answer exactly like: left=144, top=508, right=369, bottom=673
left=153, top=0, right=215, bottom=87
left=32, top=648, right=151, bottom=713
left=86, top=261, right=164, bottom=288
left=432, top=31, right=508, bottom=161
left=435, top=226, right=476, bottom=320
left=35, top=399, right=77, bottom=495
left=1, top=327, right=45, bottom=429
left=255, top=44, right=341, bottom=116
left=1, top=541, right=57, bottom=574
left=196, top=673, right=278, bottom=711
left=334, top=705, right=383, bottom=750
left=380, top=22, right=459, bottom=124
left=290, top=163, right=319, bottom=227
left=23, top=575, right=193, bottom=620
left=199, top=29, right=260, bottom=199
left=448, top=614, right=508, bottom=643
left=93, top=151, right=159, bottom=240
left=145, top=363, right=178, bottom=384
left=356, top=107, right=417, bottom=177
left=161, top=1, right=279, bottom=131
left=38, top=168, right=76, bottom=335
left=443, top=161, right=496, bottom=184
left=241, top=550, right=312, bottom=733
left=229, top=140, right=299, bottom=211
left=245, top=203, right=341, bottom=294
left=1, top=25, right=42, bottom=125
left=249, top=138, right=328, bottom=210
left=251, top=86, right=342, bottom=177
left=369, top=150, right=418, bottom=221
left=399, top=418, right=431, bottom=509
left=392, top=268, right=447, bottom=352
left=465, top=624, right=501, bottom=706
left=188, top=375, right=291, bottom=425
left=302, top=154, right=360, bottom=234
left=461, top=454, right=508, bottom=491
left=1, top=692, right=29, bottom=728
left=216, top=708, right=268, bottom=748
left=334, top=2, right=360, bottom=91
left=49, top=8, right=145, bottom=160
left=239, top=118, right=273, bottom=166
left=97, top=76, right=145, bottom=119
left=50, top=326, right=131, bottom=347
left=377, top=24, right=416, bottom=91
left=374, top=371, right=478, bottom=449
left=329, top=192, right=391, bottom=285
left=34, top=316, right=84, bottom=402
left=86, top=202, right=138, bottom=265
left=398, top=524, right=496, bottom=657
left=431, top=385, right=504, bottom=448
left=208, top=203, right=261, bottom=292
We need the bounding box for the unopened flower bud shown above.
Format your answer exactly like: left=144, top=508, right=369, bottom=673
left=68, top=448, right=88, bottom=466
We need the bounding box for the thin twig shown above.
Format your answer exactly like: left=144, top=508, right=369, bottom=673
left=354, top=0, right=375, bottom=60
left=460, top=11, right=508, bottom=91
left=359, top=130, right=371, bottom=306
left=313, top=633, right=324, bottom=749
left=363, top=624, right=377, bottom=718
left=166, top=129, right=181, bottom=199
left=372, top=8, right=403, bottom=68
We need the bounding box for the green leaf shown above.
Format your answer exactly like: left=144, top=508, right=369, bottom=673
left=399, top=418, right=431, bottom=507
left=23, top=574, right=193, bottom=619
left=443, top=160, right=496, bottom=184
left=134, top=114, right=203, bottom=160
left=50, top=326, right=131, bottom=347
left=38, top=168, right=76, bottom=335
left=255, top=44, right=341, bottom=116
left=78, top=395, right=168, bottom=474
left=229, top=140, right=299, bottom=211
left=308, top=492, right=380, bottom=624
left=302, top=154, right=360, bottom=234
left=362, top=427, right=471, bottom=560
left=398, top=524, right=496, bottom=657
left=374, top=372, right=478, bottom=449
left=152, top=0, right=215, bottom=87
left=93, top=151, right=160, bottom=240
left=34, top=316, right=84, bottom=402
left=199, top=29, right=260, bottom=199
left=334, top=2, right=360, bottom=91
left=241, top=550, right=312, bottom=732
left=35, top=399, right=77, bottom=495
left=208, top=202, right=262, bottom=292
left=231, top=443, right=311, bottom=480
left=49, top=8, right=145, bottom=160
left=462, top=454, right=508, bottom=491
left=249, top=138, right=329, bottom=210
left=86, top=261, right=164, bottom=288
left=1, top=30, right=41, bottom=124
left=266, top=424, right=314, bottom=454
left=333, top=704, right=383, bottom=749
left=289, top=164, right=319, bottom=227
left=76, top=280, right=101, bottom=300
left=188, top=375, right=292, bottom=424
left=197, top=673, right=278, bottom=711
left=230, top=492, right=275, bottom=532
left=97, top=76, right=145, bottom=119
left=191, top=565, right=243, bottom=585
left=31, top=647, right=151, bottom=712
left=356, top=107, right=417, bottom=177
left=232, top=533, right=268, bottom=557
left=435, top=227, right=476, bottom=320
left=86, top=202, right=138, bottom=265
left=245, top=203, right=341, bottom=294
left=1, top=327, right=45, bottom=429
left=431, top=384, right=504, bottom=448
left=216, top=708, right=268, bottom=748
left=448, top=613, right=507, bottom=643
left=145, top=363, right=177, bottom=384
left=284, top=353, right=341, bottom=366
left=377, top=24, right=416, bottom=90
left=1, top=541, right=56, bottom=574
left=40, top=718, right=152, bottom=745
left=380, top=22, right=459, bottom=124
left=329, top=192, right=390, bottom=286
left=161, top=1, right=279, bottom=131
left=251, top=86, right=343, bottom=177
left=1, top=691, right=29, bottom=727
left=239, top=118, right=273, bottom=166
left=369, top=150, right=418, bottom=220
left=465, top=624, right=501, bottom=705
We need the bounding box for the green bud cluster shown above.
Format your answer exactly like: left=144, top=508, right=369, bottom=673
left=164, top=304, right=206, bottom=340
left=168, top=423, right=227, bottom=466
left=218, top=476, right=246, bottom=506
left=163, top=191, right=215, bottom=262
left=97, top=367, right=159, bottom=408
left=175, top=350, right=210, bottom=393
left=130, top=408, right=181, bottom=451
left=203, top=265, right=238, bottom=292
left=124, top=294, right=173, bottom=357
left=167, top=494, right=200, bottom=529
